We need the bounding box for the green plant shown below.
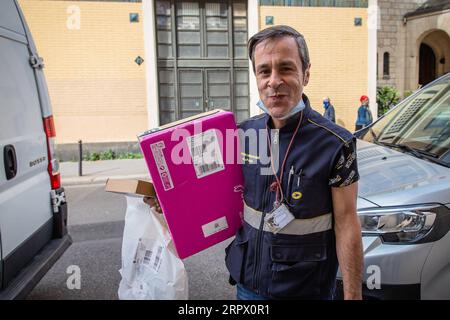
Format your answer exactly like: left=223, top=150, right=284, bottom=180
left=377, top=86, right=400, bottom=116
left=82, top=150, right=142, bottom=161
left=117, top=152, right=143, bottom=159
left=100, top=149, right=116, bottom=160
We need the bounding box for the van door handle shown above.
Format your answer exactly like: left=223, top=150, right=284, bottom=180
left=4, top=145, right=17, bottom=180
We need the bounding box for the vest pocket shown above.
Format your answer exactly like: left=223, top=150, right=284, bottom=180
left=269, top=243, right=326, bottom=299
left=287, top=177, right=325, bottom=218
left=225, top=230, right=249, bottom=285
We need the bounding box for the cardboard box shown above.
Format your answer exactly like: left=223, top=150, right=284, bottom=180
left=138, top=109, right=244, bottom=259
left=105, top=179, right=155, bottom=197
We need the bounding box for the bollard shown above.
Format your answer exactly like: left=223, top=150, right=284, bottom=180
left=78, top=140, right=82, bottom=176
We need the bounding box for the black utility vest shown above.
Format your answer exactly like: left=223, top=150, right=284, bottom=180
left=225, top=95, right=355, bottom=299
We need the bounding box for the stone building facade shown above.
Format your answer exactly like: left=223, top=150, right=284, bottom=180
left=378, top=0, right=450, bottom=96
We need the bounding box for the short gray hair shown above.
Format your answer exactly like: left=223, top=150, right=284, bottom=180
left=248, top=25, right=310, bottom=74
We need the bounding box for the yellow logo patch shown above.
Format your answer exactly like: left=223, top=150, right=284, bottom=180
left=292, top=191, right=302, bottom=200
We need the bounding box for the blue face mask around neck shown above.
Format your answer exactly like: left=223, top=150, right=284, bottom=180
left=256, top=98, right=306, bottom=121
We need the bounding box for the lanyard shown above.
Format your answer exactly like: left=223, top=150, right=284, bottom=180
left=266, top=111, right=303, bottom=207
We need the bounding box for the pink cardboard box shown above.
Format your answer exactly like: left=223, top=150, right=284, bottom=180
left=138, top=110, right=244, bottom=259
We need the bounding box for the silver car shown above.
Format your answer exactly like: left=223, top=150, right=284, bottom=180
left=336, top=72, right=450, bottom=300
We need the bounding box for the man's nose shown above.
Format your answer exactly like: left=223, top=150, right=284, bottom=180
left=267, top=69, right=283, bottom=89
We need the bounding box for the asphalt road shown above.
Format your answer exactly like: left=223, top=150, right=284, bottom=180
left=27, top=184, right=236, bottom=300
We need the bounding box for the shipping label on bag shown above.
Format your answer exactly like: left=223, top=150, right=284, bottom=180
left=134, top=238, right=164, bottom=273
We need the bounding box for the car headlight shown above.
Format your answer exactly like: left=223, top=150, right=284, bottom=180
left=358, top=204, right=450, bottom=243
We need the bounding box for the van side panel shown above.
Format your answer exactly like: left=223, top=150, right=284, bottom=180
left=0, top=33, right=53, bottom=276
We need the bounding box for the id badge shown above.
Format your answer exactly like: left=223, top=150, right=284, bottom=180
left=264, top=203, right=295, bottom=234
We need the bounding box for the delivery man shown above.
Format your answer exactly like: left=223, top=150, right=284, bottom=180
left=225, top=25, right=363, bottom=300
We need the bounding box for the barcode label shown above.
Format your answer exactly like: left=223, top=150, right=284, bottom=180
left=154, top=246, right=163, bottom=270
left=187, top=129, right=225, bottom=179
left=143, top=249, right=152, bottom=265
left=134, top=240, right=163, bottom=272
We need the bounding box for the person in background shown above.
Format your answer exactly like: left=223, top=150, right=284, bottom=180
left=355, top=95, right=373, bottom=131
left=323, top=97, right=336, bottom=123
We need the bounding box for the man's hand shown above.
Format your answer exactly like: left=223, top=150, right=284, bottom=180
left=332, top=182, right=363, bottom=300
left=143, top=196, right=162, bottom=214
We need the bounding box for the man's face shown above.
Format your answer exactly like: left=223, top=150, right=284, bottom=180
left=254, top=36, right=310, bottom=120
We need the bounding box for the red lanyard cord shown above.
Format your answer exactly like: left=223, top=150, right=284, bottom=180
left=266, top=111, right=303, bottom=205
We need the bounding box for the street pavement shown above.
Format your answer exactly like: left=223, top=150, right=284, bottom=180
left=27, top=159, right=236, bottom=300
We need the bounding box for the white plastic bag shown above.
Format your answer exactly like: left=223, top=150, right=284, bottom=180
left=118, top=195, right=189, bottom=300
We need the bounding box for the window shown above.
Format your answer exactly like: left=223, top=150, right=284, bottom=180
left=259, top=0, right=368, bottom=7
left=383, top=52, right=390, bottom=78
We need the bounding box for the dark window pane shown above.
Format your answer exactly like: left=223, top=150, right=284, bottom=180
left=180, top=84, right=202, bottom=97
left=206, top=17, right=228, bottom=30
left=159, top=70, right=173, bottom=83
left=160, top=111, right=175, bottom=125
left=160, top=98, right=175, bottom=111
left=177, top=16, right=200, bottom=30
left=234, top=31, right=247, bottom=44
left=207, top=46, right=229, bottom=58
left=178, top=45, right=201, bottom=57
left=179, top=70, right=202, bottom=83
left=383, top=52, right=390, bottom=76
left=177, top=2, right=199, bottom=16
left=209, top=98, right=230, bottom=109
left=157, top=16, right=171, bottom=29
left=207, top=31, right=228, bottom=44
left=233, top=3, right=246, bottom=17
left=233, top=18, right=247, bottom=31
left=158, top=44, right=172, bottom=58
left=157, top=30, right=172, bottom=44
left=235, top=97, right=249, bottom=108
left=205, top=3, right=228, bottom=16
left=181, top=98, right=203, bottom=111
left=156, top=1, right=171, bottom=15
left=235, top=84, right=249, bottom=96
left=235, top=70, right=248, bottom=84
left=209, top=84, right=230, bottom=96
left=234, top=45, right=247, bottom=59
left=160, top=84, right=174, bottom=97
left=236, top=110, right=249, bottom=123
left=178, top=31, right=200, bottom=44
left=208, top=71, right=230, bottom=83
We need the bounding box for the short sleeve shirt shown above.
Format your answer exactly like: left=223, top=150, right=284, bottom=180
left=329, top=138, right=359, bottom=188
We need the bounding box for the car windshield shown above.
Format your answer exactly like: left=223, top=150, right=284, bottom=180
left=359, top=74, right=450, bottom=167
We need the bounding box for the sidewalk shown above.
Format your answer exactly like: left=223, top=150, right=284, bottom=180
left=60, top=159, right=150, bottom=186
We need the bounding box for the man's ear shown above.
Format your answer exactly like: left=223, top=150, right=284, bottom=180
left=303, top=64, right=311, bottom=86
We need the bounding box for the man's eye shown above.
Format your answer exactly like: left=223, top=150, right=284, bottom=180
left=258, top=70, right=270, bottom=75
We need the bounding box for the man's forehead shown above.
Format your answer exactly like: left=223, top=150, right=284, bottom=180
left=254, top=36, right=300, bottom=64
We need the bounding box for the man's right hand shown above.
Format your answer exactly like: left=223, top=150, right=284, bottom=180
left=143, top=196, right=163, bottom=214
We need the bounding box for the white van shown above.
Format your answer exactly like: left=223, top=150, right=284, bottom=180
left=0, top=0, right=71, bottom=299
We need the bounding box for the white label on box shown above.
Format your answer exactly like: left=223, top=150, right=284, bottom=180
left=187, top=129, right=225, bottom=179
left=202, top=216, right=228, bottom=238
left=150, top=141, right=174, bottom=191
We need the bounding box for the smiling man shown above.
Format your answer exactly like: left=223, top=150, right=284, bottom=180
left=225, top=25, right=363, bottom=300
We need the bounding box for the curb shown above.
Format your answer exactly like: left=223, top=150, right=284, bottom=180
left=61, top=173, right=150, bottom=186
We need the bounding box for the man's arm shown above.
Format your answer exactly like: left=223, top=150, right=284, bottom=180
left=331, top=182, right=363, bottom=300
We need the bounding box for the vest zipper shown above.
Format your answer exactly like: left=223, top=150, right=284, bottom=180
left=252, top=172, right=270, bottom=293
left=253, top=129, right=277, bottom=294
